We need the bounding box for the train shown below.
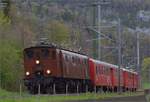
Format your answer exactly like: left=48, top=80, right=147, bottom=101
left=23, top=43, right=138, bottom=94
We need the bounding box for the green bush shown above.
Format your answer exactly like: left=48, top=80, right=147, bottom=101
left=0, top=40, right=23, bottom=91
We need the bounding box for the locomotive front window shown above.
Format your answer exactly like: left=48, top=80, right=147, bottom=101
left=41, top=49, right=49, bottom=58
left=52, top=51, right=56, bottom=59
left=25, top=50, right=34, bottom=59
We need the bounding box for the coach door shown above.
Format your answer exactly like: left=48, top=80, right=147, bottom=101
left=58, top=50, right=64, bottom=77
left=110, top=68, right=114, bottom=88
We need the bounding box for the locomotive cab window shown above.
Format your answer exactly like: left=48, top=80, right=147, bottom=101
left=52, top=50, right=56, bottom=59
left=41, top=49, right=49, bottom=58
left=25, top=49, right=34, bottom=59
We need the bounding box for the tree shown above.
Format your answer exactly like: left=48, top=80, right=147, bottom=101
left=0, top=40, right=23, bottom=91
left=142, top=57, right=150, bottom=84
left=0, top=11, right=10, bottom=28
left=45, top=20, right=70, bottom=47
left=2, top=0, right=10, bottom=17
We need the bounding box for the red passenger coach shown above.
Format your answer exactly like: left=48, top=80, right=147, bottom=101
left=122, top=69, right=138, bottom=91
left=89, top=58, right=137, bottom=92
left=89, top=59, right=119, bottom=92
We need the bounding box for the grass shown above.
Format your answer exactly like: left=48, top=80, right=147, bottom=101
left=143, top=83, right=150, bottom=102
left=0, top=89, right=144, bottom=102
left=0, top=88, right=19, bottom=97
left=146, top=94, right=150, bottom=102
left=143, top=83, right=150, bottom=89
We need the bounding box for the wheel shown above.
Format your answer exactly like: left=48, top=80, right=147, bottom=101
left=29, top=86, right=38, bottom=94
left=46, top=86, right=53, bottom=94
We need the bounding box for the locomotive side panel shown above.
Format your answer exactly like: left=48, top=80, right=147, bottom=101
left=60, top=50, right=89, bottom=80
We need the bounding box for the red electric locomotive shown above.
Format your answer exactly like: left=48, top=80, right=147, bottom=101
left=24, top=44, right=92, bottom=94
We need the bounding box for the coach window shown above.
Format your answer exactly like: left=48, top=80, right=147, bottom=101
left=129, top=73, right=132, bottom=79
left=41, top=49, right=49, bottom=58
left=81, top=59, right=83, bottom=65
left=105, top=66, right=107, bottom=75
left=105, top=67, right=107, bottom=75
left=26, top=49, right=34, bottom=59
left=128, top=73, right=130, bottom=79
left=96, top=66, right=99, bottom=75
left=75, top=57, right=77, bottom=64
left=100, top=66, right=102, bottom=74
left=102, top=66, right=104, bottom=74
left=76, top=57, right=78, bottom=64
left=72, top=56, right=75, bottom=63
left=82, top=60, right=84, bottom=65
left=52, top=50, right=56, bottom=59
left=99, top=66, right=101, bottom=74
left=83, top=59, right=86, bottom=65
left=104, top=66, right=106, bottom=75
left=98, top=66, right=100, bottom=74
left=106, top=67, right=109, bottom=75
left=77, top=58, right=79, bottom=64
left=78, top=58, right=80, bottom=64
left=65, top=55, right=68, bottom=61
left=80, top=59, right=82, bottom=65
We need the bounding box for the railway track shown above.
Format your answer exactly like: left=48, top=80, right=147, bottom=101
left=68, top=95, right=147, bottom=102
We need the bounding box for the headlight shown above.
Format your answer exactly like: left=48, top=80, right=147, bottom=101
left=26, top=71, right=30, bottom=76
left=46, top=70, right=51, bottom=74
left=36, top=60, right=40, bottom=64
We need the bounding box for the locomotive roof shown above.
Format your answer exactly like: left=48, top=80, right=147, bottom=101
left=61, top=50, right=88, bottom=58
left=24, top=45, right=87, bottom=57
left=24, top=44, right=56, bottom=50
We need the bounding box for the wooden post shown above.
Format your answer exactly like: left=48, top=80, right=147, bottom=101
left=66, top=83, right=68, bottom=94
left=77, top=84, right=79, bottom=94
left=53, top=83, right=56, bottom=94
left=19, top=83, right=22, bottom=97
left=94, top=86, right=97, bottom=93
left=38, top=84, right=41, bottom=95
left=86, top=85, right=88, bottom=93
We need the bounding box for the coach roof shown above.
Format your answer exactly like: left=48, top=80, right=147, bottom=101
left=90, top=58, right=118, bottom=68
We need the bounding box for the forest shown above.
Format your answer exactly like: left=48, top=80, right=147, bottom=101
left=0, top=0, right=150, bottom=91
